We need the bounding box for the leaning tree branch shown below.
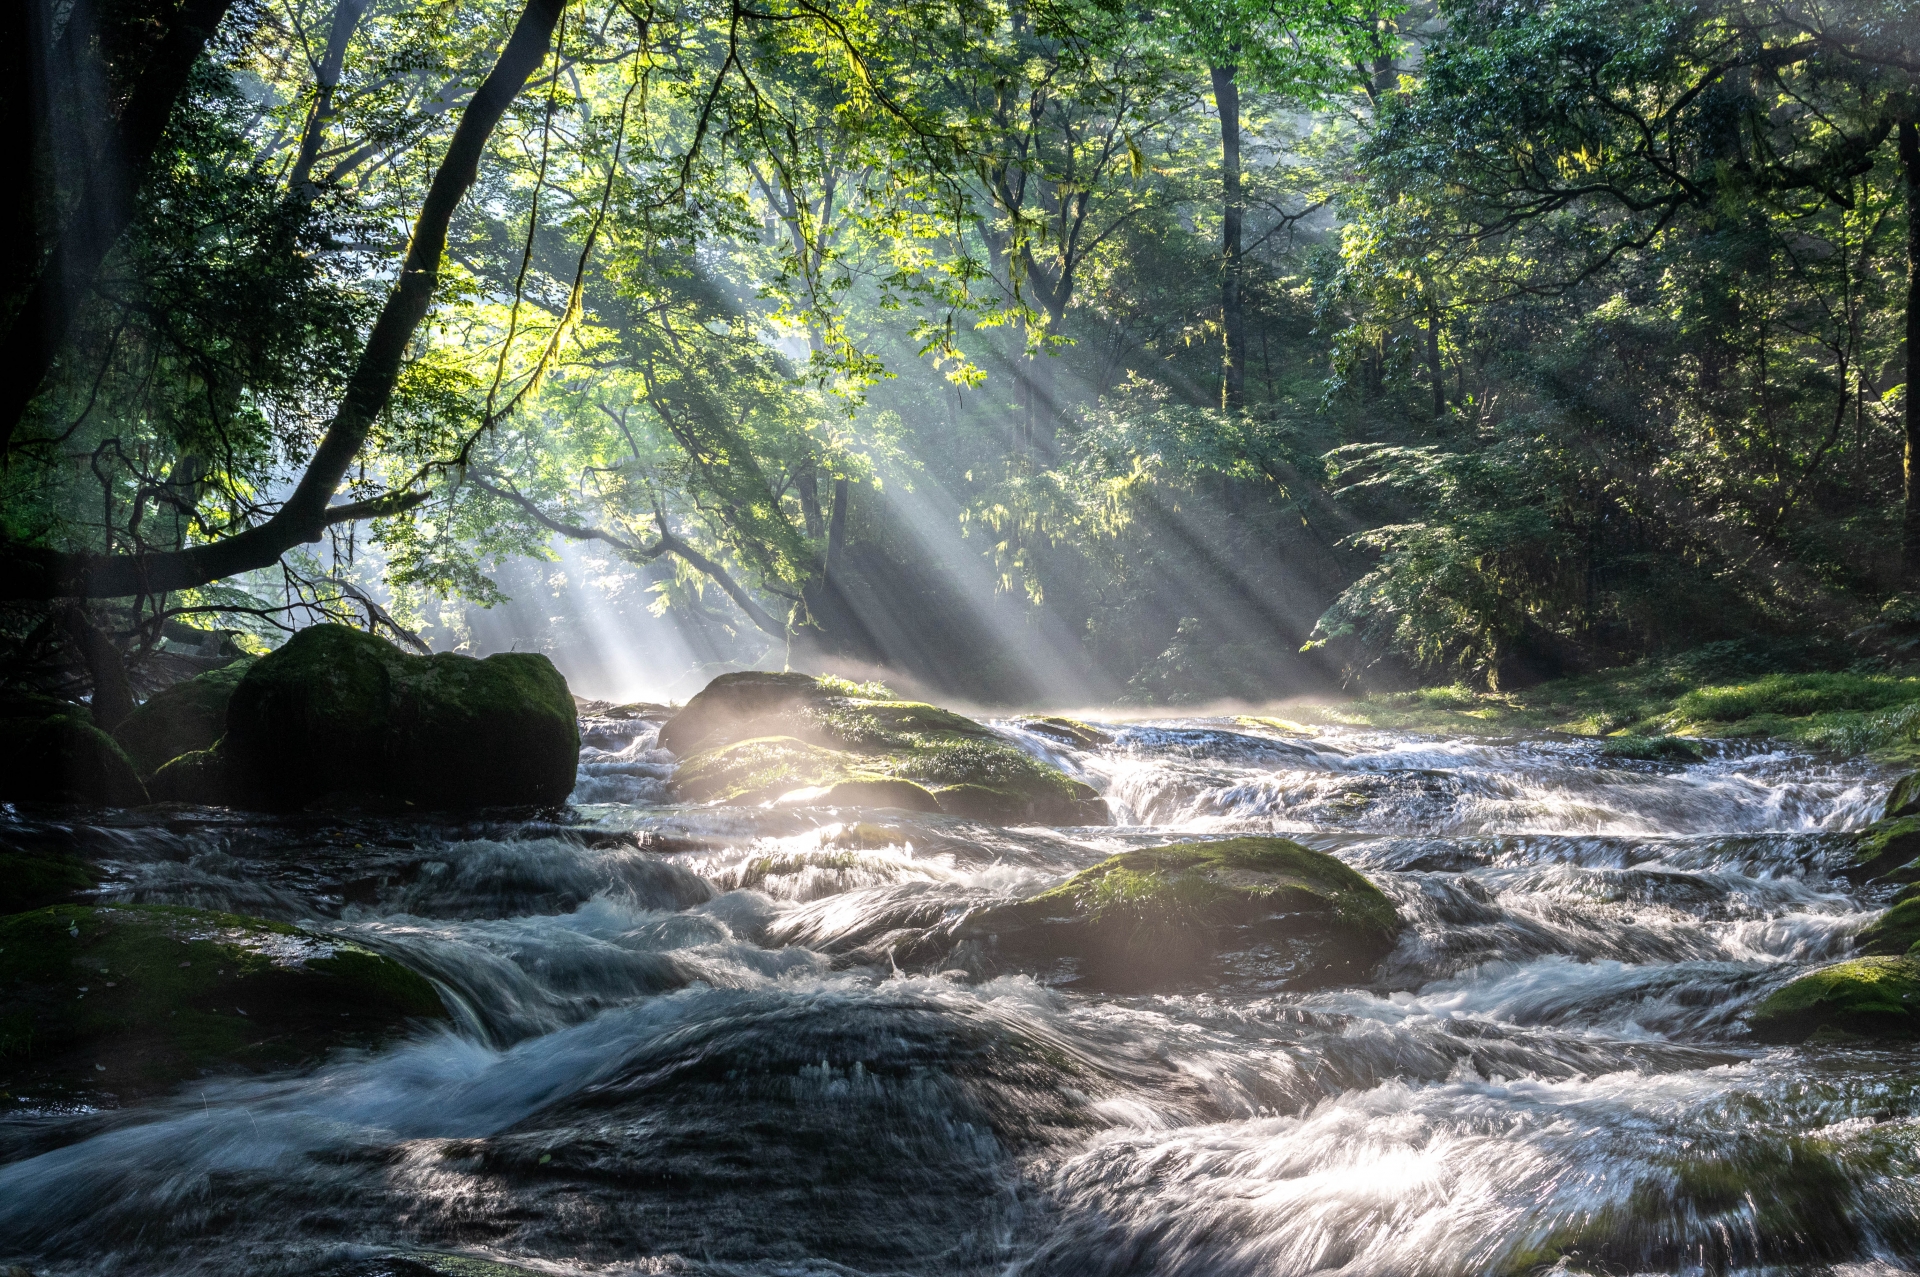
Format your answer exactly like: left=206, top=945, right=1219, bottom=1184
left=0, top=0, right=567, bottom=601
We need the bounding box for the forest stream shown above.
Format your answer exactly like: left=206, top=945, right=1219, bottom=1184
left=1, top=713, right=1913, bottom=1277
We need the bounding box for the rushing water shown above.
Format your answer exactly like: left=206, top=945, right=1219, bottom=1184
left=3, top=714, right=1917, bottom=1276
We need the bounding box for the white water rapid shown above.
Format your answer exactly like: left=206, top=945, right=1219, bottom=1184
left=1, top=714, right=1914, bottom=1276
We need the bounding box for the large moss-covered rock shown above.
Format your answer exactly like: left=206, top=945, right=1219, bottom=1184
left=663, top=672, right=1107, bottom=825
left=0, top=847, right=99, bottom=913
left=953, top=837, right=1400, bottom=988
left=1840, top=816, right=1920, bottom=882
left=0, top=903, right=445, bottom=1102
left=113, top=657, right=254, bottom=777
left=1747, top=956, right=1920, bottom=1042
left=216, top=624, right=579, bottom=810
left=0, top=709, right=147, bottom=806
left=1886, top=772, right=1920, bottom=820
left=1858, top=899, right=1920, bottom=956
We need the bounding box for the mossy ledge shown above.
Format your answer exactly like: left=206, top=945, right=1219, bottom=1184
left=0, top=903, right=445, bottom=1104
left=955, top=836, right=1400, bottom=989
left=1747, top=956, right=1920, bottom=1042
left=663, top=671, right=1107, bottom=825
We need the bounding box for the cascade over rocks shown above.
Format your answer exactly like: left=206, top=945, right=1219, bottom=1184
left=0, top=902, right=445, bottom=1103
left=942, top=837, right=1402, bottom=989
left=662, top=671, right=1108, bottom=825
left=158, top=624, right=579, bottom=810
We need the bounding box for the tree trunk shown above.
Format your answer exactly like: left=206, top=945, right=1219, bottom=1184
left=825, top=477, right=849, bottom=578
left=0, top=0, right=238, bottom=454
left=286, top=0, right=372, bottom=205
left=1903, top=121, right=1920, bottom=588
left=0, top=0, right=566, bottom=600
left=65, top=607, right=134, bottom=728
left=1426, top=310, right=1446, bottom=419
left=796, top=463, right=824, bottom=539
left=1211, top=64, right=1246, bottom=412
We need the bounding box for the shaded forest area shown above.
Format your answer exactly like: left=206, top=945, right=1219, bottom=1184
left=3, top=0, right=1919, bottom=710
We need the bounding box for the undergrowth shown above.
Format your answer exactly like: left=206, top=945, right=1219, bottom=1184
left=1290, top=656, right=1920, bottom=760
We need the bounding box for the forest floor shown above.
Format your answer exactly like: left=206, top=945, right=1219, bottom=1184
left=1275, top=663, right=1920, bottom=761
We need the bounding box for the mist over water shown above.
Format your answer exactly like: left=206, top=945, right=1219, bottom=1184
left=4, top=713, right=1917, bottom=1276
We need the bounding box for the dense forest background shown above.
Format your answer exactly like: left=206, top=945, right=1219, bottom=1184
left=4, top=0, right=1918, bottom=707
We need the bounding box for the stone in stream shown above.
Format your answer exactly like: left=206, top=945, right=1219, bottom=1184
left=663, top=671, right=1108, bottom=825
left=1746, top=955, right=1920, bottom=1042
left=112, top=656, right=255, bottom=777
left=0, top=902, right=445, bottom=1103
left=934, top=837, right=1401, bottom=989
left=0, top=697, right=147, bottom=807
left=1838, top=815, right=1920, bottom=883
left=1884, top=771, right=1920, bottom=821
left=0, top=844, right=101, bottom=914
left=149, top=624, right=579, bottom=811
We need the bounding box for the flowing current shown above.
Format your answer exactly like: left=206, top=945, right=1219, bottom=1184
left=3, top=715, right=1916, bottom=1276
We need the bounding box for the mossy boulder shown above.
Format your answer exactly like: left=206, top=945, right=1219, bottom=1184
left=663, top=672, right=1108, bottom=825
left=0, top=709, right=147, bottom=806
left=1886, top=771, right=1920, bottom=821
left=1599, top=733, right=1703, bottom=762
left=954, top=837, right=1400, bottom=989
left=1858, top=899, right=1920, bottom=956
left=0, top=847, right=100, bottom=913
left=1840, top=816, right=1920, bottom=883
left=0, top=903, right=445, bottom=1102
left=1747, top=956, right=1920, bottom=1042
left=112, top=657, right=254, bottom=777
left=214, top=624, right=579, bottom=810
left=1013, top=716, right=1112, bottom=749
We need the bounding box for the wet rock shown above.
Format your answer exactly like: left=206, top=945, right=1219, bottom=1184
left=1886, top=771, right=1920, bottom=820
left=951, top=837, right=1401, bottom=989
left=1839, top=816, right=1920, bottom=882
left=0, top=902, right=444, bottom=1103
left=0, top=709, right=147, bottom=807
left=147, top=745, right=231, bottom=804
left=1599, top=734, right=1704, bottom=762
left=1747, top=956, right=1920, bottom=1042
left=217, top=624, right=579, bottom=810
left=663, top=672, right=1108, bottom=825
left=1014, top=715, right=1112, bottom=748
left=112, top=658, right=254, bottom=777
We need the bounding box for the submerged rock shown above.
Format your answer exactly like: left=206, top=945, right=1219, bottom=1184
left=0, top=708, right=147, bottom=807
left=209, top=624, right=578, bottom=810
left=663, top=672, right=1107, bottom=825
left=0, top=902, right=444, bottom=1102
left=1747, top=956, right=1920, bottom=1042
left=950, top=837, right=1400, bottom=989
left=1599, top=734, right=1704, bottom=762
left=113, top=657, right=254, bottom=777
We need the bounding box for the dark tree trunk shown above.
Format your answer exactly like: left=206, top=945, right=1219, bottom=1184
left=1903, top=121, right=1920, bottom=588
left=65, top=606, right=133, bottom=728
left=0, top=0, right=239, bottom=454
left=286, top=0, right=371, bottom=205
left=796, top=464, right=824, bottom=539
left=1211, top=64, right=1246, bottom=412
left=826, top=477, right=849, bottom=578
left=1427, top=310, right=1446, bottom=419
left=0, top=0, right=566, bottom=600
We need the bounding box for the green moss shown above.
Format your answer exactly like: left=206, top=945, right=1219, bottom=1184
left=112, top=658, right=254, bottom=777
left=1844, top=816, right=1920, bottom=881
left=1013, top=716, right=1112, bottom=748
left=1858, top=899, right=1920, bottom=955
left=0, top=713, right=147, bottom=806
left=0, top=849, right=99, bottom=913
left=222, top=624, right=578, bottom=810
left=1747, top=956, right=1920, bottom=1042
left=970, top=837, right=1400, bottom=989
left=148, top=745, right=231, bottom=804
left=0, top=903, right=443, bottom=1103
left=1886, top=771, right=1920, bottom=820
left=673, top=736, right=869, bottom=803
